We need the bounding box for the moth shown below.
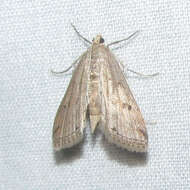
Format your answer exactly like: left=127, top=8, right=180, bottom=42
left=52, top=25, right=150, bottom=152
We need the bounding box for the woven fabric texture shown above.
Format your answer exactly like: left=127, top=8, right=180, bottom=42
left=0, top=1, right=189, bottom=189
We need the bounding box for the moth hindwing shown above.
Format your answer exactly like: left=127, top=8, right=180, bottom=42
left=53, top=34, right=148, bottom=152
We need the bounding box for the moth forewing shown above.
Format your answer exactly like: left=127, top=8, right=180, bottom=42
left=53, top=34, right=148, bottom=152
left=88, top=45, right=148, bottom=152
left=52, top=50, right=90, bottom=150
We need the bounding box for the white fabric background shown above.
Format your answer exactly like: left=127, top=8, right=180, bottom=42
left=0, top=0, right=189, bottom=189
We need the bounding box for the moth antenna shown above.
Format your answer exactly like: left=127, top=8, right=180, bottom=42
left=71, top=23, right=92, bottom=45
left=107, top=30, right=140, bottom=47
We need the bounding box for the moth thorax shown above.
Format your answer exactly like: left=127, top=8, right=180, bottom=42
left=92, top=35, right=105, bottom=44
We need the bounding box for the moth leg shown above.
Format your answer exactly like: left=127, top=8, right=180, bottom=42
left=71, top=23, right=92, bottom=45
left=127, top=68, right=159, bottom=78
left=145, top=121, right=157, bottom=125
left=116, top=58, right=158, bottom=78
left=51, top=54, right=83, bottom=74
left=107, top=31, right=140, bottom=47
left=51, top=65, right=73, bottom=74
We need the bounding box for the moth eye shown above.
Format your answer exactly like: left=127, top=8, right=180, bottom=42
left=100, top=37, right=104, bottom=43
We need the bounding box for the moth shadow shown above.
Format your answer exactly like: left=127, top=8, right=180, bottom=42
left=101, top=137, right=148, bottom=167
left=53, top=140, right=84, bottom=165
left=111, top=44, right=129, bottom=52
left=91, top=127, right=103, bottom=149
left=110, top=35, right=136, bottom=52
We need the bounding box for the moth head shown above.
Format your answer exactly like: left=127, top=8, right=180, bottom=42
left=92, top=35, right=105, bottom=44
